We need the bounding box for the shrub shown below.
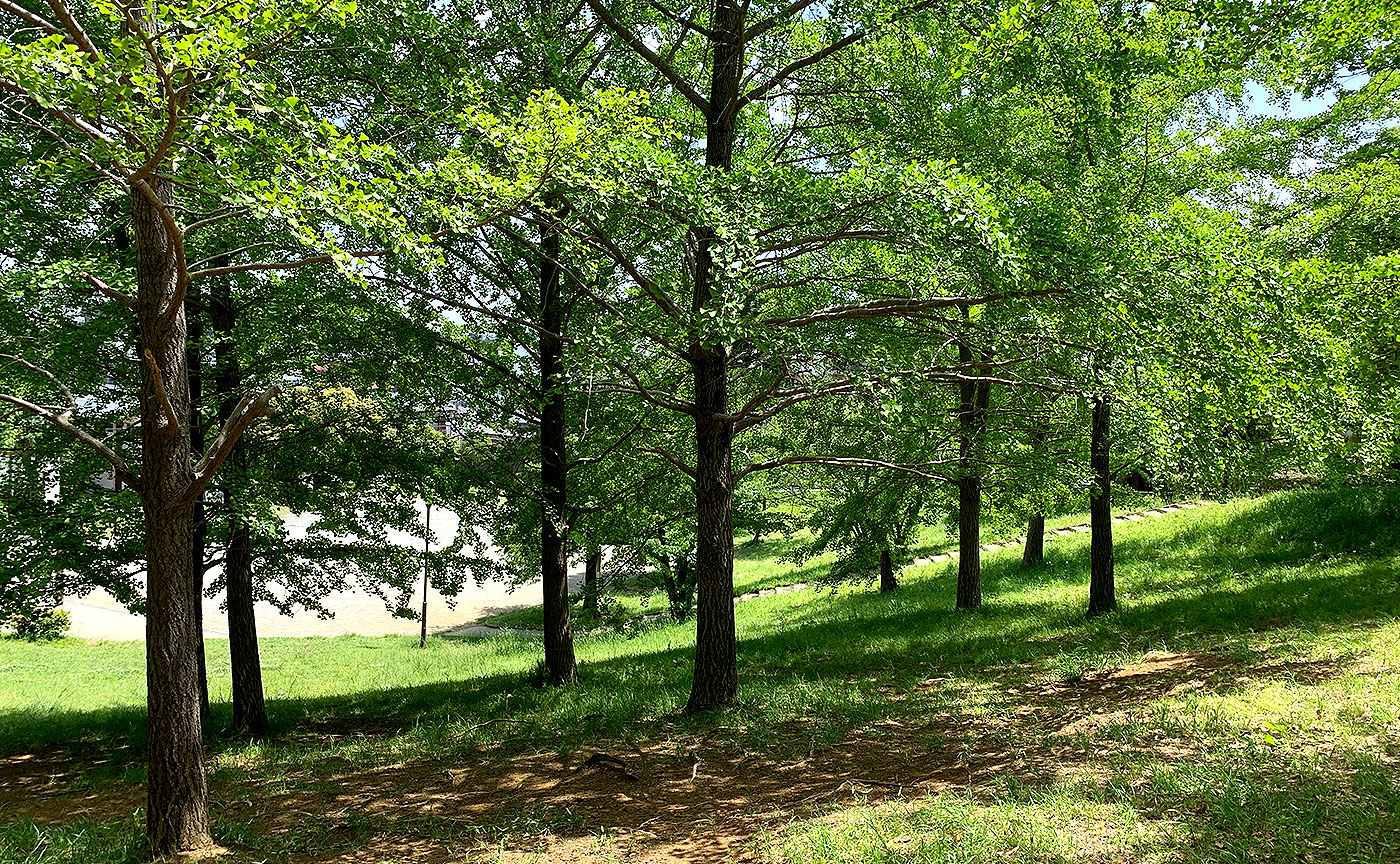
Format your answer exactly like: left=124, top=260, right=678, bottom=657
left=6, top=607, right=71, bottom=641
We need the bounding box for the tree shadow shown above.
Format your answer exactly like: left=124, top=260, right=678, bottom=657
left=3, top=485, right=1399, bottom=860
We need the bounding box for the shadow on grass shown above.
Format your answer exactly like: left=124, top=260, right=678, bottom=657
left=3, top=486, right=1398, bottom=788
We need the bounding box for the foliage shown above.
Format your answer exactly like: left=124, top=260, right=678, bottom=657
left=2, top=607, right=70, bottom=641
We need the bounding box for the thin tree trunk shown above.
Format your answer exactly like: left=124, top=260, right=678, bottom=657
left=955, top=337, right=990, bottom=610
left=584, top=547, right=600, bottom=616
left=186, top=285, right=209, bottom=719
left=956, top=476, right=982, bottom=608
left=1022, top=513, right=1045, bottom=568
left=672, top=554, right=693, bottom=622
left=225, top=508, right=267, bottom=735
left=879, top=548, right=897, bottom=592
left=1087, top=394, right=1117, bottom=616
left=211, top=267, right=269, bottom=736
left=133, top=181, right=211, bottom=854
left=1022, top=425, right=1046, bottom=568
left=539, top=217, right=578, bottom=686
left=684, top=0, right=744, bottom=714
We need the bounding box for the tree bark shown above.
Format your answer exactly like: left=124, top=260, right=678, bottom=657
left=879, top=547, right=897, bottom=592
left=1086, top=394, right=1120, bottom=616
left=211, top=268, right=269, bottom=736
left=956, top=476, right=982, bottom=608
left=955, top=337, right=990, bottom=610
left=684, top=0, right=745, bottom=715
left=1087, top=393, right=1117, bottom=616
left=224, top=509, right=267, bottom=735
left=687, top=343, right=737, bottom=712
left=186, top=285, right=209, bottom=719
left=1022, top=425, right=1046, bottom=568
left=1021, top=513, right=1045, bottom=568
left=133, top=181, right=211, bottom=854
left=539, top=217, right=578, bottom=686
left=584, top=547, right=600, bottom=616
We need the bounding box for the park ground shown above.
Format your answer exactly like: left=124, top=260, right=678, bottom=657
left=1, top=485, right=1398, bottom=863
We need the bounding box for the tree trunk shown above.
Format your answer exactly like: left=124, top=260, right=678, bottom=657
left=687, top=343, right=737, bottom=712
left=211, top=267, right=269, bottom=737
left=225, top=509, right=267, bottom=735
left=584, top=547, right=600, bottom=616
left=1087, top=394, right=1117, bottom=616
left=133, top=181, right=211, bottom=854
left=1021, top=513, right=1045, bottom=568
left=186, top=286, right=209, bottom=719
left=1021, top=425, right=1046, bottom=568
left=955, top=336, right=990, bottom=610
left=684, top=0, right=745, bottom=715
left=956, top=476, right=982, bottom=608
left=539, top=217, right=578, bottom=686
left=879, top=547, right=897, bottom=592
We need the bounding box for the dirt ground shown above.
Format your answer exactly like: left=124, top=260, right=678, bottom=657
left=0, top=649, right=1348, bottom=863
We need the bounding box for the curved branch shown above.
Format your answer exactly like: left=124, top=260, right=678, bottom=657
left=0, top=393, right=139, bottom=488
left=142, top=348, right=181, bottom=437
left=0, top=0, right=62, bottom=36
left=582, top=0, right=709, bottom=113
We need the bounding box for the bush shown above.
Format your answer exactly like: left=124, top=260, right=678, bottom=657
left=6, top=607, right=71, bottom=641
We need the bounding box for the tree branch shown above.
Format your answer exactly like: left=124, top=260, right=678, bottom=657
left=182, top=385, right=280, bottom=507
left=0, top=0, right=62, bottom=36
left=738, top=455, right=955, bottom=481
left=0, top=393, right=139, bottom=487
left=81, top=272, right=135, bottom=309
left=142, top=348, right=181, bottom=438
left=762, top=288, right=1066, bottom=327
left=582, top=0, right=709, bottom=113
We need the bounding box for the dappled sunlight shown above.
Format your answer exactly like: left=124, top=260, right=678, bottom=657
left=3, top=487, right=1400, bottom=861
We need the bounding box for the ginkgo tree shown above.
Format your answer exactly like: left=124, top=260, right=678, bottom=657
left=0, top=0, right=645, bottom=850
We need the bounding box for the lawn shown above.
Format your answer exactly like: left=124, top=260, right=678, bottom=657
left=480, top=488, right=1166, bottom=630
left=1, top=485, right=1398, bottom=863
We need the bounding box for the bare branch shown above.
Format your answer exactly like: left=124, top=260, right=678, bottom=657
left=582, top=0, right=710, bottom=113
left=645, top=0, right=720, bottom=39
left=142, top=348, right=181, bottom=437
left=43, top=0, right=102, bottom=62
left=0, top=355, right=76, bottom=407
left=737, top=455, right=956, bottom=481
left=742, top=0, right=942, bottom=106
left=762, top=288, right=1066, bottom=327
left=743, top=29, right=867, bottom=106
left=742, top=0, right=821, bottom=43
left=0, top=0, right=62, bottom=36
left=81, top=272, right=135, bottom=309
left=641, top=445, right=697, bottom=479
left=0, top=393, right=138, bottom=487
left=183, top=385, right=280, bottom=506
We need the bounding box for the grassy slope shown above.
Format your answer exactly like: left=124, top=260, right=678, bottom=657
left=2, top=485, right=1398, bottom=863
left=481, top=492, right=1164, bottom=629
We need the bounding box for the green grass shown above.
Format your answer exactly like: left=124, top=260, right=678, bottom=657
left=479, top=490, right=1167, bottom=629
left=2, top=485, right=1398, bottom=863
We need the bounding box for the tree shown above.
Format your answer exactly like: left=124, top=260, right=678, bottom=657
left=579, top=0, right=1041, bottom=712
left=0, top=0, right=562, bottom=847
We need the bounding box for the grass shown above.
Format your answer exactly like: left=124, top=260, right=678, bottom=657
left=2, top=484, right=1398, bottom=863
left=478, top=488, right=1165, bottom=629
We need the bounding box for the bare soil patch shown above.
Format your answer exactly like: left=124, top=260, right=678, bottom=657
left=0, top=747, right=143, bottom=824
left=0, top=647, right=1353, bottom=862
